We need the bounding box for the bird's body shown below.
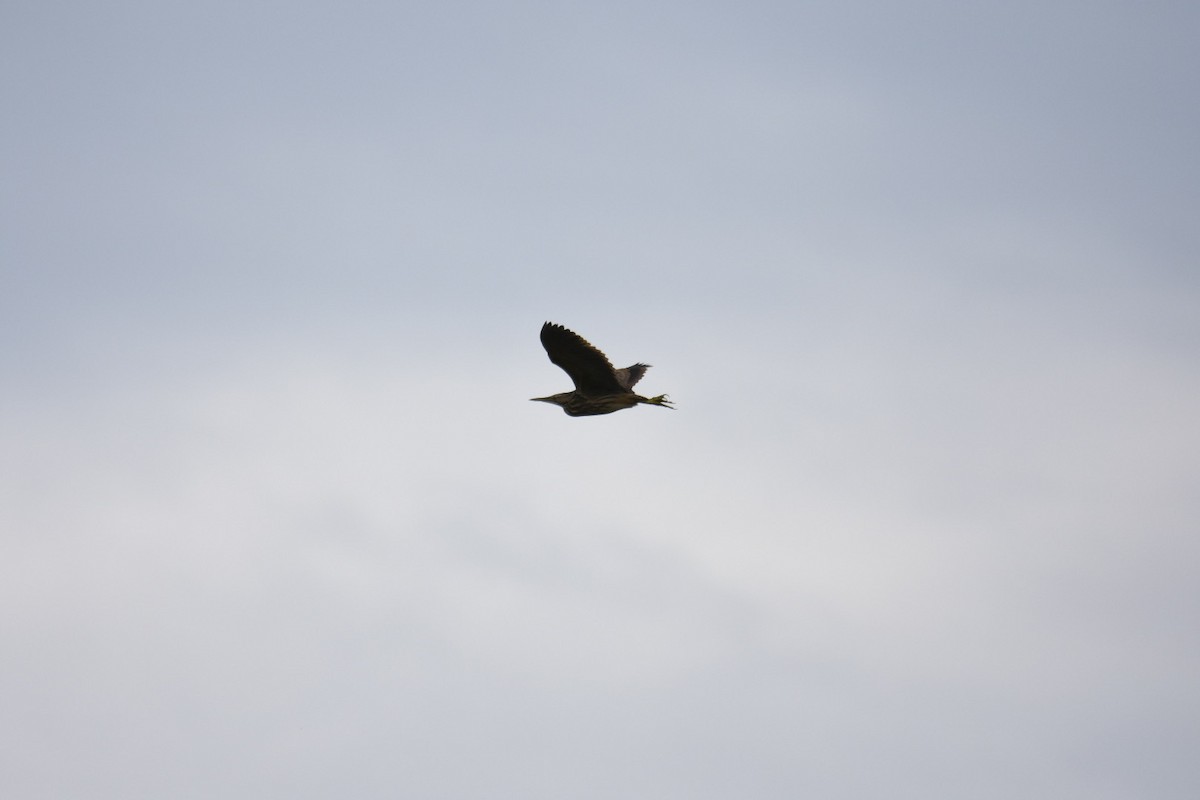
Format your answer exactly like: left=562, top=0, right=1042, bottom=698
left=532, top=322, right=674, bottom=416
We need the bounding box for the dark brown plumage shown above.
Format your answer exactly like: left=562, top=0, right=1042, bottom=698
left=532, top=322, right=674, bottom=416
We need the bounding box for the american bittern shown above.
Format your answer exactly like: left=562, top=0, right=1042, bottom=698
left=531, top=322, right=674, bottom=416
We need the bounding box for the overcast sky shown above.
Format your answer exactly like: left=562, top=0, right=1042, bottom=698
left=3, top=2, right=1199, bottom=798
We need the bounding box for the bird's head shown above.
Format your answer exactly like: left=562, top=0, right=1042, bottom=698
left=530, top=392, right=574, bottom=410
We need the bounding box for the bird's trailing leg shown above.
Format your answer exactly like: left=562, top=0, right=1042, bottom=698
left=642, top=394, right=674, bottom=409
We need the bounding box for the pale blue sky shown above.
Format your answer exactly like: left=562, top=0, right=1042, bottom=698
left=3, top=2, right=1199, bottom=798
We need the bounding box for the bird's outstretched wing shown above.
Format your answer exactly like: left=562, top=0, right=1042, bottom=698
left=614, top=364, right=649, bottom=390
left=540, top=322, right=626, bottom=395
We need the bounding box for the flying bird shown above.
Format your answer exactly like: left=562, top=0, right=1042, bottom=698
left=532, top=322, right=674, bottom=416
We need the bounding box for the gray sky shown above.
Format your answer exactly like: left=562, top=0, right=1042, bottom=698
left=3, top=2, right=1199, bottom=798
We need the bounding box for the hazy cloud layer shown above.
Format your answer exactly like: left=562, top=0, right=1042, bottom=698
left=3, top=2, right=1198, bottom=798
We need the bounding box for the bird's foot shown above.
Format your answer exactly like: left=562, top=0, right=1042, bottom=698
left=646, top=394, right=675, bottom=409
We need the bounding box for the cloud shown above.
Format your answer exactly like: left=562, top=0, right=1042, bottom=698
left=3, top=1, right=1199, bottom=797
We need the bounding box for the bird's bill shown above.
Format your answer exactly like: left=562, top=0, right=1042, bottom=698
left=529, top=396, right=555, bottom=403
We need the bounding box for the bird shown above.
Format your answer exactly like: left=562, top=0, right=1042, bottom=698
left=531, top=321, right=674, bottom=416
